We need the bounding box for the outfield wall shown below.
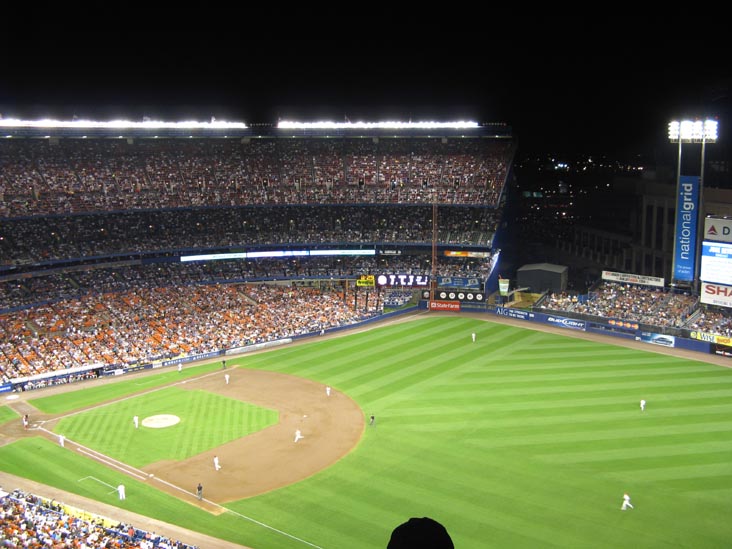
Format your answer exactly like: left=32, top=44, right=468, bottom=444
left=417, top=298, right=723, bottom=358
left=483, top=305, right=716, bottom=356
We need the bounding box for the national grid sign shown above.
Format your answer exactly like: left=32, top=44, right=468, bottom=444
left=673, top=175, right=700, bottom=281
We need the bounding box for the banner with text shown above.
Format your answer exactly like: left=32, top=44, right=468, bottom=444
left=602, top=270, right=664, bottom=288
left=673, top=175, right=699, bottom=281
left=700, top=282, right=732, bottom=308
left=429, top=300, right=461, bottom=311
left=690, top=330, right=732, bottom=347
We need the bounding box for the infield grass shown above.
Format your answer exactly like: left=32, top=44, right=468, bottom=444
left=4, top=316, right=732, bottom=548
left=54, top=387, right=278, bottom=467
left=0, top=405, right=18, bottom=426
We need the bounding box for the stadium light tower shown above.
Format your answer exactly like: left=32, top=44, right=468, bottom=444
left=668, top=119, right=717, bottom=291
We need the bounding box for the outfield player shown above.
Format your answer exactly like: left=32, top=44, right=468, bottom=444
left=640, top=399, right=646, bottom=412
left=621, top=492, right=633, bottom=510
left=213, top=455, right=221, bottom=471
left=471, top=332, right=476, bottom=343
left=58, top=434, right=65, bottom=448
left=133, top=415, right=139, bottom=429
left=178, top=363, right=182, bottom=373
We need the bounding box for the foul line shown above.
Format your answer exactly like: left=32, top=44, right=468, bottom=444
left=38, top=426, right=147, bottom=481
left=145, top=474, right=322, bottom=548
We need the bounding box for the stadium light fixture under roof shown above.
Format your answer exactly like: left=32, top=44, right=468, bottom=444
left=0, top=118, right=248, bottom=130
left=277, top=120, right=479, bottom=130
left=668, top=119, right=717, bottom=143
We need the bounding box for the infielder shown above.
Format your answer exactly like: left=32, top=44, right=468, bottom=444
left=225, top=373, right=230, bottom=385
left=213, top=455, right=221, bottom=471
left=133, top=415, right=139, bottom=429
left=58, top=434, right=65, bottom=448
left=294, top=429, right=304, bottom=443
left=117, top=484, right=126, bottom=500
left=326, top=386, right=331, bottom=397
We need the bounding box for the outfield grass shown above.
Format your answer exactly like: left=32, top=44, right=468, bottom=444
left=29, top=361, right=224, bottom=414
left=4, top=316, right=732, bottom=548
left=54, top=387, right=278, bottom=467
left=0, top=405, right=18, bottom=426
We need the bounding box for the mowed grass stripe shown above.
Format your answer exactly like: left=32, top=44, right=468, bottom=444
left=350, top=329, right=545, bottom=404
left=466, top=420, right=732, bottom=449
left=540, top=439, right=732, bottom=463
left=456, top=364, right=723, bottom=384
left=386, top=403, right=732, bottom=432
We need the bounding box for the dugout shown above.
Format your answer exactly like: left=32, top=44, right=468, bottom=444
left=516, top=263, right=568, bottom=293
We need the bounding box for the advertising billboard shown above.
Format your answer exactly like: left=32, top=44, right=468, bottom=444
left=700, top=241, right=732, bottom=286
left=672, top=175, right=699, bottom=281
left=704, top=217, right=732, bottom=244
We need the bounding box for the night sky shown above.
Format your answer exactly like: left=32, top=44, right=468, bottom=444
left=3, top=17, right=730, bottom=157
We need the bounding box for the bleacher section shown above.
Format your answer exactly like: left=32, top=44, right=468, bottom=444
left=0, top=137, right=513, bottom=218
left=0, top=488, right=197, bottom=548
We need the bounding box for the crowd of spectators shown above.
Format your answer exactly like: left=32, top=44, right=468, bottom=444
left=686, top=308, right=732, bottom=337
left=0, top=283, right=379, bottom=382
left=543, top=282, right=702, bottom=328
left=0, top=254, right=493, bottom=312
left=0, top=488, right=196, bottom=548
left=0, top=205, right=498, bottom=267
left=0, top=137, right=513, bottom=218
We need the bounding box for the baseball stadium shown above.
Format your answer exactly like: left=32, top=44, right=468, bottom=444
left=1, top=119, right=732, bottom=549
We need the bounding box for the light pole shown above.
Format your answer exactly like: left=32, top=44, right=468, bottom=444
left=668, top=119, right=717, bottom=293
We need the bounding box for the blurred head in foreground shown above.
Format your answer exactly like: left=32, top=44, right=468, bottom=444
left=387, top=517, right=454, bottom=548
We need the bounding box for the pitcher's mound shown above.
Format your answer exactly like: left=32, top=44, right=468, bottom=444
left=142, top=414, right=181, bottom=428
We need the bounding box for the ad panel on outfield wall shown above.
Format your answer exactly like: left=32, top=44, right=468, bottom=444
left=637, top=332, right=676, bottom=348
left=690, top=330, right=732, bottom=347
left=704, top=217, right=732, bottom=243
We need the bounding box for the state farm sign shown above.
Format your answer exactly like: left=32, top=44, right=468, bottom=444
left=429, top=301, right=461, bottom=311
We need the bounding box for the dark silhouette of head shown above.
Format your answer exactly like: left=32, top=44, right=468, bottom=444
left=387, top=517, right=454, bottom=548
